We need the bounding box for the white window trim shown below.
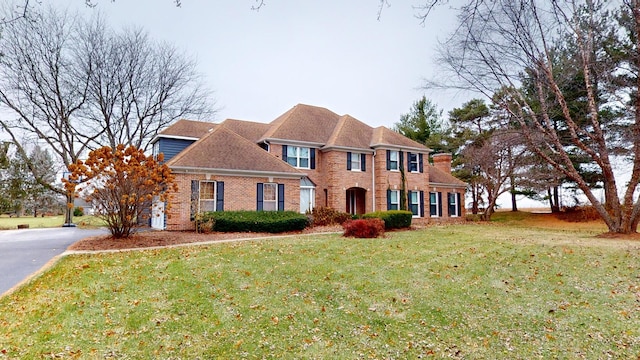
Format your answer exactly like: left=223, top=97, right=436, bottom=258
left=263, top=183, right=278, bottom=211
left=409, top=191, right=421, bottom=218
left=449, top=193, right=460, bottom=218
left=199, top=180, right=217, bottom=213
left=430, top=192, right=440, bottom=218
left=351, top=152, right=362, bottom=172
left=409, top=153, right=419, bottom=173
left=288, top=146, right=311, bottom=169
left=389, top=150, right=399, bottom=172
left=389, top=189, right=400, bottom=210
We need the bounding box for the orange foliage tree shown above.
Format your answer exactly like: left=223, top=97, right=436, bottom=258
left=63, top=145, right=177, bottom=238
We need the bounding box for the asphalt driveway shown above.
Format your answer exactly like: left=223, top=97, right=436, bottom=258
left=0, top=227, right=108, bottom=296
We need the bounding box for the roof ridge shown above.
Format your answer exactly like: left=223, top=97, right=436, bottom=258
left=325, top=115, right=349, bottom=147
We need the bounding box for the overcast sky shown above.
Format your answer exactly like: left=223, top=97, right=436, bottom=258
left=48, top=0, right=469, bottom=128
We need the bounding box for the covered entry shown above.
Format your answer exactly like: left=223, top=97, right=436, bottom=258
left=346, top=187, right=366, bottom=215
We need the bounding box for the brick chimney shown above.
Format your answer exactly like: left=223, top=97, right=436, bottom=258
left=432, top=153, right=453, bottom=173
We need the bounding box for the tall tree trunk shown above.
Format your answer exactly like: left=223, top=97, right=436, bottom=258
left=552, top=186, right=560, bottom=213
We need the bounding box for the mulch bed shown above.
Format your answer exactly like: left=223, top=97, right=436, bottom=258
left=68, top=225, right=343, bottom=251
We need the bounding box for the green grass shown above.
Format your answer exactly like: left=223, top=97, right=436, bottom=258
left=0, top=215, right=105, bottom=230
left=1, top=222, right=639, bottom=358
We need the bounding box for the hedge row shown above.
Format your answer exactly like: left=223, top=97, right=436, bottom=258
left=198, top=211, right=309, bottom=233
left=362, top=210, right=412, bottom=229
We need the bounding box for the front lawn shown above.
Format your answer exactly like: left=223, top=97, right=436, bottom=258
left=0, top=215, right=105, bottom=230
left=0, top=223, right=638, bottom=358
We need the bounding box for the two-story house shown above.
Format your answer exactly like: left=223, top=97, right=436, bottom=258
left=151, top=104, right=466, bottom=231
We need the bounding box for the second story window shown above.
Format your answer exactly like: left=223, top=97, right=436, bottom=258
left=286, top=146, right=310, bottom=169
left=409, top=153, right=418, bottom=172
left=347, top=152, right=366, bottom=171
left=387, top=150, right=399, bottom=171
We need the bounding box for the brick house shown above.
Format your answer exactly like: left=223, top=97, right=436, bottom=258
left=151, top=104, right=466, bottom=230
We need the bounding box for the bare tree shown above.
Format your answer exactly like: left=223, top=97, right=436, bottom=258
left=430, top=0, right=640, bottom=234
left=0, top=5, right=214, bottom=223
left=459, top=129, right=527, bottom=220
left=77, top=18, right=213, bottom=151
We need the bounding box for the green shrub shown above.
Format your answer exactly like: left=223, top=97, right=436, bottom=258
left=309, top=207, right=352, bottom=226
left=199, top=211, right=309, bottom=233
left=73, top=206, right=84, bottom=217
left=362, top=210, right=412, bottom=229
left=342, top=218, right=385, bottom=238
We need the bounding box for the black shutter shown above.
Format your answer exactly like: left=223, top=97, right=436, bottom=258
left=447, top=192, right=453, bottom=216
left=438, top=192, right=443, bottom=217
left=419, top=154, right=424, bottom=173
left=457, top=192, right=462, bottom=216
left=256, top=183, right=264, bottom=211
left=216, top=182, right=224, bottom=211
left=347, top=152, right=352, bottom=170
left=399, top=151, right=404, bottom=172
left=282, top=145, right=288, bottom=163
left=310, top=148, right=316, bottom=169
left=361, top=153, right=366, bottom=172
left=387, top=189, right=392, bottom=210
left=386, top=150, right=391, bottom=170
left=420, top=191, right=425, bottom=217
left=278, top=184, right=285, bottom=211
left=190, top=180, right=199, bottom=221
left=407, top=152, right=412, bottom=171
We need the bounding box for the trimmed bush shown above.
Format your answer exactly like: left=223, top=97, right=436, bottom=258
left=199, top=211, right=309, bottom=233
left=309, top=207, right=352, bottom=226
left=362, top=210, right=412, bottom=229
left=342, top=218, right=385, bottom=238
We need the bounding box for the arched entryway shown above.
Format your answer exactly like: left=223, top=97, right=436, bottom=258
left=346, top=187, right=366, bottom=215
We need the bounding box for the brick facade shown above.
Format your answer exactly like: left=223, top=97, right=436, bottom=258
left=166, top=173, right=300, bottom=231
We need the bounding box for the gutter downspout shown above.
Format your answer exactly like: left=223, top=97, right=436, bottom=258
left=372, top=150, right=376, bottom=212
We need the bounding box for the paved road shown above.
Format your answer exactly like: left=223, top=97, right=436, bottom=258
left=0, top=227, right=108, bottom=296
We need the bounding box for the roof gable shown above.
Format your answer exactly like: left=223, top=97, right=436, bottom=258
left=370, top=126, right=431, bottom=152
left=219, top=119, right=270, bottom=143
left=260, top=104, right=341, bottom=144
left=166, top=126, right=302, bottom=175
left=159, top=119, right=216, bottom=139
left=428, top=165, right=467, bottom=186
left=324, top=115, right=374, bottom=150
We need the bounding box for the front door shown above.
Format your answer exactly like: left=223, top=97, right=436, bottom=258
left=151, top=197, right=165, bottom=230
left=346, top=187, right=366, bottom=215
left=300, top=187, right=315, bottom=213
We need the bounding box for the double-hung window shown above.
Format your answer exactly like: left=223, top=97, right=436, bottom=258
left=430, top=192, right=441, bottom=217
left=448, top=192, right=460, bottom=217
left=387, top=189, right=400, bottom=210
left=287, top=146, right=310, bottom=169
left=199, top=181, right=217, bottom=212
left=262, top=183, right=278, bottom=211
left=389, top=150, right=399, bottom=171
left=408, top=191, right=421, bottom=217
left=351, top=153, right=361, bottom=171
left=347, top=152, right=366, bottom=171
left=409, top=153, right=419, bottom=172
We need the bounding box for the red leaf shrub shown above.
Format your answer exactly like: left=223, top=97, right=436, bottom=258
left=342, top=218, right=385, bottom=238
